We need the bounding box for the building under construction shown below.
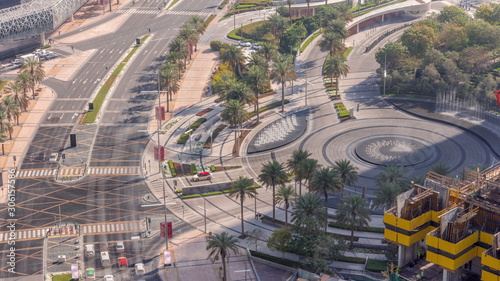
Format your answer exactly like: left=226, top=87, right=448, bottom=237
left=383, top=163, right=500, bottom=281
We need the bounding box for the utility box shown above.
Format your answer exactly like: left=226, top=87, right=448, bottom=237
left=135, top=38, right=141, bottom=46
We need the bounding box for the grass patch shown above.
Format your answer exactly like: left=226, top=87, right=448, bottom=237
left=334, top=102, right=350, bottom=118
left=365, top=259, right=388, bottom=272
left=182, top=185, right=261, bottom=199
left=228, top=27, right=243, bottom=40
left=248, top=99, right=290, bottom=118
left=168, top=160, right=177, bottom=177
left=83, top=35, right=148, bottom=123
left=300, top=30, right=322, bottom=52
left=190, top=163, right=197, bottom=174
left=52, top=274, right=72, bottom=281
left=236, top=4, right=256, bottom=8
left=339, top=256, right=366, bottom=264
left=167, top=0, right=181, bottom=9
left=177, top=118, right=207, bottom=144
left=343, top=46, right=353, bottom=58
left=328, top=221, right=384, bottom=233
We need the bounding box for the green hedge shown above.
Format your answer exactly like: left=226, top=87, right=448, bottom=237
left=182, top=194, right=202, bottom=199
left=365, top=259, right=388, bottom=272
left=334, top=102, right=350, bottom=118
left=236, top=4, right=256, bottom=8
left=210, top=165, right=216, bottom=172
left=300, top=30, right=322, bottom=52
left=250, top=250, right=307, bottom=269
left=248, top=100, right=290, bottom=117
left=177, top=118, right=207, bottom=144
left=168, top=160, right=177, bottom=177
left=190, top=163, right=197, bottom=174
left=228, top=28, right=243, bottom=40
left=183, top=185, right=262, bottom=199
left=338, top=256, right=366, bottom=264
left=328, top=221, right=385, bottom=233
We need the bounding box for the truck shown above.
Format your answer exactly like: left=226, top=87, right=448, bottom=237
left=20, top=54, right=39, bottom=64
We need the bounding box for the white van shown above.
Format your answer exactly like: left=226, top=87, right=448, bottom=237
left=85, top=244, right=95, bottom=257
left=101, top=251, right=110, bottom=266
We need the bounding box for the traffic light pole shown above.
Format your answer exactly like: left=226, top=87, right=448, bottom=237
left=157, top=73, right=169, bottom=251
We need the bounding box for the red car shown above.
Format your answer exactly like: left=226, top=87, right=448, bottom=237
left=118, top=257, right=128, bottom=269
left=192, top=172, right=212, bottom=181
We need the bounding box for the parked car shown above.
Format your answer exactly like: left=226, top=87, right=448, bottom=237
left=116, top=241, right=124, bottom=252
left=12, top=59, right=21, bottom=65
left=85, top=268, right=95, bottom=279
left=104, top=275, right=114, bottom=281
left=252, top=43, right=261, bottom=50
left=85, top=244, right=95, bottom=257
left=192, top=172, right=212, bottom=182
left=118, top=257, right=128, bottom=269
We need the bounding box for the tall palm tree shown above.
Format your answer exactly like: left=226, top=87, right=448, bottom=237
left=306, top=0, right=311, bottom=9
left=206, top=232, right=239, bottom=281
left=220, top=45, right=246, bottom=76
left=179, top=26, right=199, bottom=57
left=268, top=14, right=289, bottom=44
left=169, top=37, right=189, bottom=64
left=2, top=95, right=20, bottom=125
left=258, top=160, right=287, bottom=219
left=318, top=32, right=345, bottom=57
left=287, top=0, right=294, bottom=19
left=167, top=51, right=185, bottom=78
left=324, top=55, right=349, bottom=95
left=229, top=176, right=257, bottom=236
left=223, top=80, right=255, bottom=106
left=375, top=165, right=408, bottom=187
left=220, top=100, right=249, bottom=142
left=374, top=181, right=405, bottom=210
left=21, top=57, right=45, bottom=99
left=336, top=196, right=371, bottom=249
left=258, top=42, right=279, bottom=67
left=286, top=149, right=311, bottom=194
left=246, top=53, right=268, bottom=69
left=325, top=19, right=349, bottom=40
left=291, top=193, right=327, bottom=230
left=185, top=15, right=206, bottom=34
left=0, top=133, right=6, bottom=155
left=298, top=158, right=318, bottom=195
left=275, top=185, right=295, bottom=225
left=310, top=167, right=342, bottom=229
left=5, top=81, right=29, bottom=112
left=333, top=159, right=359, bottom=198
left=244, top=65, right=268, bottom=123
left=270, top=54, right=297, bottom=112
left=0, top=111, right=12, bottom=139
left=159, top=62, right=180, bottom=111
left=16, top=71, right=33, bottom=103
left=431, top=163, right=452, bottom=176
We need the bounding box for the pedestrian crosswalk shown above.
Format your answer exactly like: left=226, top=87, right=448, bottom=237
left=16, top=169, right=56, bottom=178
left=116, top=9, right=210, bottom=16
left=0, top=221, right=144, bottom=241
left=87, top=166, right=140, bottom=175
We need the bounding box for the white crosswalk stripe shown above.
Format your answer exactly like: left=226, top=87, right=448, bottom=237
left=0, top=228, right=51, bottom=241
left=16, top=169, right=57, bottom=178
left=116, top=9, right=210, bottom=16
left=87, top=166, right=140, bottom=175
left=81, top=221, right=143, bottom=234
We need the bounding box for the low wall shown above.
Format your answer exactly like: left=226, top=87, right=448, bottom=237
left=182, top=181, right=232, bottom=196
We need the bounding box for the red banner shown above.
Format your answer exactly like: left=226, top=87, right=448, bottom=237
left=154, top=146, right=165, bottom=161
left=155, top=106, right=165, bottom=120
left=160, top=222, right=173, bottom=239
left=495, top=90, right=500, bottom=107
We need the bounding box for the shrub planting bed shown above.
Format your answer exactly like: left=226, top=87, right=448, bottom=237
left=328, top=221, right=384, bottom=233
left=334, top=102, right=350, bottom=119
left=196, top=108, right=213, bottom=116
left=203, top=124, right=226, bottom=148
left=177, top=118, right=207, bottom=144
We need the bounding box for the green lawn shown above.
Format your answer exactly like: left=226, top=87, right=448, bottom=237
left=52, top=274, right=72, bottom=281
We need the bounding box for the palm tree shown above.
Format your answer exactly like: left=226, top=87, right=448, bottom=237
left=220, top=100, right=249, bottom=142
left=0, top=133, right=6, bottom=155
left=287, top=0, right=294, bottom=19
left=286, top=149, right=311, bottom=194
left=310, top=167, right=342, bottom=229
left=325, top=19, right=349, bottom=40
left=21, top=57, right=45, bottom=99
left=268, top=14, right=289, bottom=44
left=5, top=81, right=29, bottom=112
left=206, top=232, right=239, bottom=281
left=291, top=193, right=327, bottom=230
left=186, top=15, right=206, bottom=34
left=324, top=55, right=349, bottom=95
left=167, top=51, right=185, bottom=77
left=333, top=159, right=359, bottom=198
left=220, top=45, right=246, bottom=76
left=318, top=32, right=345, bottom=57
left=2, top=95, right=20, bottom=125
left=299, top=158, right=318, bottom=195
left=16, top=71, right=33, bottom=103
left=306, top=0, right=311, bottom=9
left=169, top=37, right=189, bottom=64
left=229, top=176, right=257, bottom=236
left=179, top=26, right=199, bottom=57
left=375, top=165, right=408, bottom=187
left=336, top=196, right=371, bottom=249
left=431, top=163, right=451, bottom=176
left=258, top=160, right=287, bottom=219
left=374, top=181, right=406, bottom=210
left=244, top=65, right=268, bottom=123
left=0, top=111, right=12, bottom=139
left=270, top=54, right=297, bottom=112
left=159, top=62, right=180, bottom=111
left=246, top=53, right=268, bottom=69
left=275, top=185, right=295, bottom=225
left=258, top=42, right=279, bottom=67
left=223, top=80, right=255, bottom=106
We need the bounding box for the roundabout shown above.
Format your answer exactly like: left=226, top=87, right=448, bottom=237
left=298, top=117, right=494, bottom=179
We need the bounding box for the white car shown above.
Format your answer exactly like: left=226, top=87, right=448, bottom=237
left=252, top=43, right=261, bottom=50
left=192, top=172, right=212, bottom=182
left=116, top=241, right=124, bottom=252
left=135, top=263, right=145, bottom=276
left=103, top=275, right=114, bottom=281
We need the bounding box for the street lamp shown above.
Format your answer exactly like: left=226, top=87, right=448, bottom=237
left=383, top=50, right=387, bottom=97
left=254, top=195, right=258, bottom=218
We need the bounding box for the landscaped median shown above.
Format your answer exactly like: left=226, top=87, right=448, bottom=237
left=82, top=35, right=149, bottom=123
left=181, top=184, right=262, bottom=199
